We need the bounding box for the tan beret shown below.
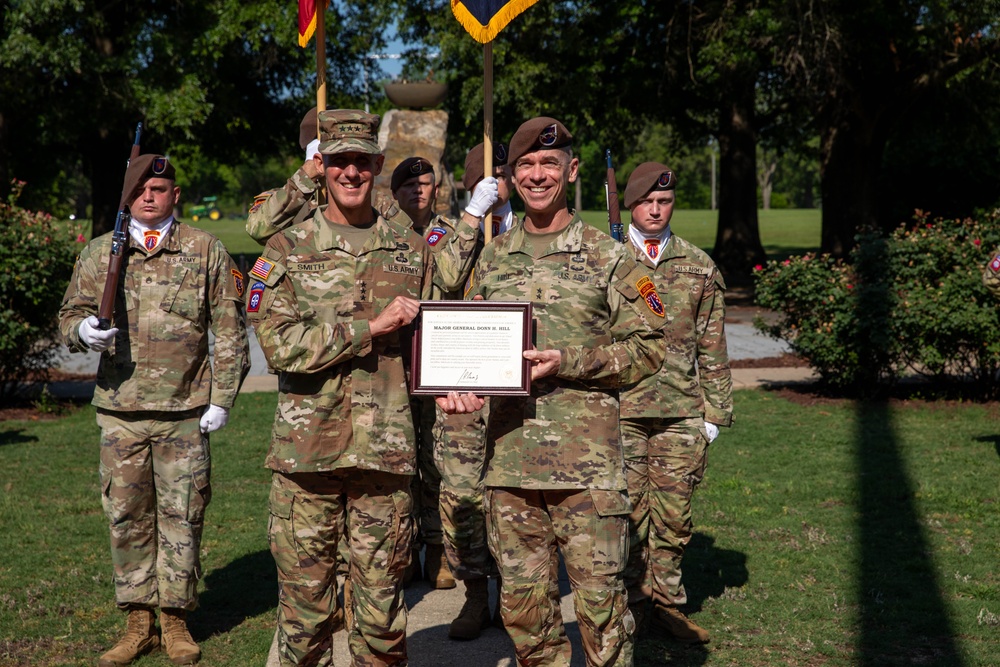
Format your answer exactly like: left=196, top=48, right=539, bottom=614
left=624, top=162, right=676, bottom=209
left=462, top=141, right=508, bottom=191
left=507, top=117, right=572, bottom=164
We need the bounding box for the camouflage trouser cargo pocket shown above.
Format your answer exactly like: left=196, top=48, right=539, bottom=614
left=589, top=489, right=631, bottom=578
left=186, top=442, right=212, bottom=524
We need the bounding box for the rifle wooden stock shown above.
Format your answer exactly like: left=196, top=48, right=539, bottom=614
left=97, top=123, right=142, bottom=330
left=605, top=150, right=624, bottom=243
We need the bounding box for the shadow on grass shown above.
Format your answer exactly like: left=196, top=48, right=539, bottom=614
left=683, top=533, right=749, bottom=613
left=0, top=428, right=37, bottom=446
left=853, top=236, right=963, bottom=666
left=973, top=434, right=1000, bottom=459
left=193, top=549, right=276, bottom=641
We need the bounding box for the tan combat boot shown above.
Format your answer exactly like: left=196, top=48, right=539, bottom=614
left=654, top=606, right=710, bottom=644
left=160, top=608, right=201, bottom=665
left=448, top=577, right=491, bottom=640
left=99, top=606, right=160, bottom=667
left=424, top=543, right=456, bottom=590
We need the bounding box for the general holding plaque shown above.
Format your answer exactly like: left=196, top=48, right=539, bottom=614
left=409, top=301, right=533, bottom=396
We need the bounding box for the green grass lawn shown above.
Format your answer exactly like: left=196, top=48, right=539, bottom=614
left=2, top=389, right=997, bottom=666
left=185, top=208, right=821, bottom=259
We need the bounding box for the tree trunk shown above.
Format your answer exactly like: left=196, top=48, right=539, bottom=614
left=818, top=108, right=888, bottom=258
left=712, top=95, right=767, bottom=287
left=758, top=155, right=776, bottom=210
left=88, top=128, right=130, bottom=238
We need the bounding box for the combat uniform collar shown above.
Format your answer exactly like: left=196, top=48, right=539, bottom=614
left=314, top=207, right=400, bottom=256
left=130, top=217, right=181, bottom=256
left=504, top=211, right=586, bottom=259
left=630, top=229, right=686, bottom=268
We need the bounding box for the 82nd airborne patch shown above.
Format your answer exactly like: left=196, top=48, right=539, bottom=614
left=426, top=227, right=448, bottom=247
left=636, top=276, right=665, bottom=318
left=246, top=281, right=265, bottom=313
left=991, top=255, right=1000, bottom=273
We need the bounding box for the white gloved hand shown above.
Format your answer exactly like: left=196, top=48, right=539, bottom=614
left=705, top=422, right=720, bottom=443
left=465, top=177, right=499, bottom=218
left=305, top=138, right=320, bottom=162
left=78, top=316, right=118, bottom=352
left=200, top=404, right=230, bottom=434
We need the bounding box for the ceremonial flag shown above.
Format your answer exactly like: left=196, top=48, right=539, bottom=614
left=451, top=0, right=539, bottom=43
left=299, top=0, right=317, bottom=47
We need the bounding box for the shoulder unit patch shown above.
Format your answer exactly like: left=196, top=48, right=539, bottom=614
left=636, top=276, right=665, bottom=318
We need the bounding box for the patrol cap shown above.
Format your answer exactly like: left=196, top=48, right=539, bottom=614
left=507, top=117, right=573, bottom=164
left=298, top=106, right=318, bottom=150
left=462, top=141, right=508, bottom=191
left=624, top=161, right=677, bottom=209
left=123, top=154, right=176, bottom=202
left=318, top=109, right=382, bottom=155
left=391, top=157, right=435, bottom=192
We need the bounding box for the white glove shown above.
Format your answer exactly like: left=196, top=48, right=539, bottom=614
left=78, top=316, right=118, bottom=352
left=705, top=422, right=720, bottom=443
left=465, top=177, right=499, bottom=218
left=200, top=404, right=230, bottom=434
left=305, top=138, right=320, bottom=162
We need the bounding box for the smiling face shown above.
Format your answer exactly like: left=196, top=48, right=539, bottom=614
left=318, top=151, right=384, bottom=223
left=629, top=189, right=676, bottom=235
left=393, top=172, right=436, bottom=220
left=512, top=148, right=578, bottom=219
left=128, top=178, right=180, bottom=227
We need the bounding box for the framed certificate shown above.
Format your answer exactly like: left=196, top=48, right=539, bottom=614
left=410, top=301, right=533, bottom=396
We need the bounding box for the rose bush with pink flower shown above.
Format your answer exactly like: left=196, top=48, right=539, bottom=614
left=0, top=180, right=85, bottom=395
left=754, top=212, right=1000, bottom=394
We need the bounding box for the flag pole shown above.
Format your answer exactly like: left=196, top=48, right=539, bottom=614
left=316, top=1, right=327, bottom=117
left=315, top=1, right=326, bottom=204
left=483, top=40, right=493, bottom=244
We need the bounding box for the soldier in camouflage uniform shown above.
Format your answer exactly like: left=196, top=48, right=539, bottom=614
left=389, top=156, right=465, bottom=591
left=59, top=154, right=250, bottom=666
left=618, top=162, right=733, bottom=644
left=984, top=246, right=1000, bottom=298
left=245, top=106, right=408, bottom=246
left=250, top=109, right=435, bottom=667
left=438, top=117, right=665, bottom=667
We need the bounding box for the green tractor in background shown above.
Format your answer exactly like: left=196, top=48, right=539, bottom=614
left=188, top=196, right=222, bottom=222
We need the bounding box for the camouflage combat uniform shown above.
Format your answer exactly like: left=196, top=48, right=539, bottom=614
left=984, top=246, right=1000, bottom=298
left=249, top=209, right=434, bottom=667
left=618, top=233, right=732, bottom=611
left=58, top=223, right=250, bottom=611
left=465, top=214, right=665, bottom=667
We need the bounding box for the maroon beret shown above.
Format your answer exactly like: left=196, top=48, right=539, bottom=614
left=391, top=157, right=435, bottom=192
left=462, top=141, right=508, bottom=191
left=123, top=154, right=176, bottom=203
left=624, top=162, right=676, bottom=209
left=298, top=107, right=318, bottom=150
left=507, top=117, right=573, bottom=164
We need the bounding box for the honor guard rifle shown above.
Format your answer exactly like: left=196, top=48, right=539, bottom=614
left=97, top=123, right=142, bottom=330
left=605, top=149, right=624, bottom=242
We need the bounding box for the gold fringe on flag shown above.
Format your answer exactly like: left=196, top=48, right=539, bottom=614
left=450, top=0, right=540, bottom=44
